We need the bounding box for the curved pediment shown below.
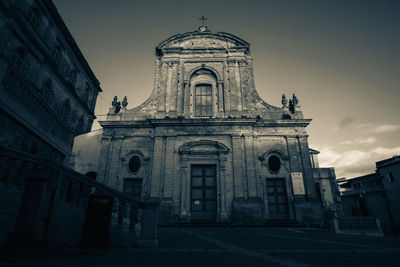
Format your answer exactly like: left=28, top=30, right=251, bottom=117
left=156, top=31, right=250, bottom=54
left=178, top=140, right=230, bottom=155
left=258, top=149, right=288, bottom=162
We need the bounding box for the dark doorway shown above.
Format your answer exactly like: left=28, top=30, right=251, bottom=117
left=191, top=165, right=217, bottom=222
left=80, top=194, right=113, bottom=248
left=266, top=178, right=289, bottom=220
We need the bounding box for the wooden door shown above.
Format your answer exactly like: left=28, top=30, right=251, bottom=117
left=266, top=178, right=289, bottom=220
left=191, top=165, right=217, bottom=222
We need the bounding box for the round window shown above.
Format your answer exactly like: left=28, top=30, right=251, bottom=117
left=128, top=155, right=141, bottom=173
left=268, top=155, right=281, bottom=173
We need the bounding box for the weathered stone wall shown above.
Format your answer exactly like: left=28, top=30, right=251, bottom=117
left=96, top=119, right=322, bottom=225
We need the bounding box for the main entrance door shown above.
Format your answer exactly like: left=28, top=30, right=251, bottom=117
left=266, top=178, right=289, bottom=220
left=191, top=165, right=217, bottom=222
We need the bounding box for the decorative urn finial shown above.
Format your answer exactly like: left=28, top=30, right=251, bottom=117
left=281, top=94, right=287, bottom=107
left=112, top=96, right=118, bottom=107
left=122, top=96, right=128, bottom=108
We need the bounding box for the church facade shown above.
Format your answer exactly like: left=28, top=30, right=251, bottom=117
left=96, top=26, right=325, bottom=225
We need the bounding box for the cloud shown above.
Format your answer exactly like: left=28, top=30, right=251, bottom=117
left=317, top=146, right=400, bottom=178
left=373, top=124, right=400, bottom=133
left=340, top=136, right=376, bottom=145
left=355, top=123, right=400, bottom=133
left=334, top=115, right=355, bottom=131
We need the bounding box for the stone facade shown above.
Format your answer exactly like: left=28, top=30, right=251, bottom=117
left=95, top=26, right=325, bottom=225
left=0, top=0, right=101, bottom=164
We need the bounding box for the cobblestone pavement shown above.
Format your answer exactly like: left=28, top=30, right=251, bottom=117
left=1, top=227, right=400, bottom=267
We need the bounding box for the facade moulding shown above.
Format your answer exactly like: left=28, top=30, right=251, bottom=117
left=43, top=0, right=102, bottom=91
left=5, top=14, right=98, bottom=116
left=178, top=140, right=230, bottom=155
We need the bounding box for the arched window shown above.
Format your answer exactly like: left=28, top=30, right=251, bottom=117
left=195, top=84, right=212, bottom=116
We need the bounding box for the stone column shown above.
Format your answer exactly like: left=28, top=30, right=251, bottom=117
left=223, top=64, right=231, bottom=114
left=217, top=82, right=224, bottom=116
left=107, top=136, right=123, bottom=189
left=179, top=154, right=190, bottom=221
left=157, top=63, right=167, bottom=113
left=97, top=136, right=112, bottom=185
left=231, top=135, right=245, bottom=199
left=163, top=136, right=176, bottom=199
left=239, top=61, right=248, bottom=112
left=183, top=81, right=190, bottom=116
left=150, top=136, right=164, bottom=199
left=219, top=154, right=229, bottom=222
left=177, top=63, right=184, bottom=114
left=244, top=134, right=257, bottom=198
left=298, top=136, right=316, bottom=197
left=234, top=61, right=243, bottom=112
left=227, top=60, right=237, bottom=113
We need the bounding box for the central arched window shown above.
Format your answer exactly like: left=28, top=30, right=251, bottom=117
left=195, top=84, right=212, bottom=116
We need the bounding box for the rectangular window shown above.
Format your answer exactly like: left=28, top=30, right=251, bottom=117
left=123, top=178, right=142, bottom=202
left=195, top=84, right=212, bottom=116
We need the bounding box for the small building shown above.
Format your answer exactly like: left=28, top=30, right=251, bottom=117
left=338, top=155, right=400, bottom=235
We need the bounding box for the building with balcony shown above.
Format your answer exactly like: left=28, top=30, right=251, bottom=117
left=0, top=0, right=101, bottom=164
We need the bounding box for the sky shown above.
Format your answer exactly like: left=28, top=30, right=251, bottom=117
left=53, top=0, right=400, bottom=179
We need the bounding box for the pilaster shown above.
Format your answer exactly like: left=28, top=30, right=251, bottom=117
left=231, top=135, right=245, bottom=199
left=179, top=154, right=190, bottom=221
left=183, top=81, right=190, bottom=116
left=150, top=136, right=164, bottom=198
left=219, top=154, right=229, bottom=222
left=163, top=136, right=176, bottom=199
left=244, top=134, right=257, bottom=198
left=217, top=81, right=224, bottom=117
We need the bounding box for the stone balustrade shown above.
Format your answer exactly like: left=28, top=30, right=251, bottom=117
left=0, top=147, right=159, bottom=248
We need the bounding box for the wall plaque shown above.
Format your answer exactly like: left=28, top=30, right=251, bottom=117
left=291, top=172, right=305, bottom=195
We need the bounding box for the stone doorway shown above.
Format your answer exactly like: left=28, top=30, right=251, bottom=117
left=191, top=165, right=217, bottom=222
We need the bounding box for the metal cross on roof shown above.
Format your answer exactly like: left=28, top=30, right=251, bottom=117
left=199, top=16, right=208, bottom=27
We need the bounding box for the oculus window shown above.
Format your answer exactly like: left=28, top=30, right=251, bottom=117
left=129, top=155, right=141, bottom=173
left=195, top=84, right=212, bottom=116
left=268, top=155, right=281, bottom=173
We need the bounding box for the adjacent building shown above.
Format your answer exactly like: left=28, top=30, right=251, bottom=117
left=0, top=0, right=101, bottom=164
left=311, top=149, right=341, bottom=216
left=338, top=155, right=400, bottom=235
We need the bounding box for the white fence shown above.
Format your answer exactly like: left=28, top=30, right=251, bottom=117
left=333, top=216, right=384, bottom=237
